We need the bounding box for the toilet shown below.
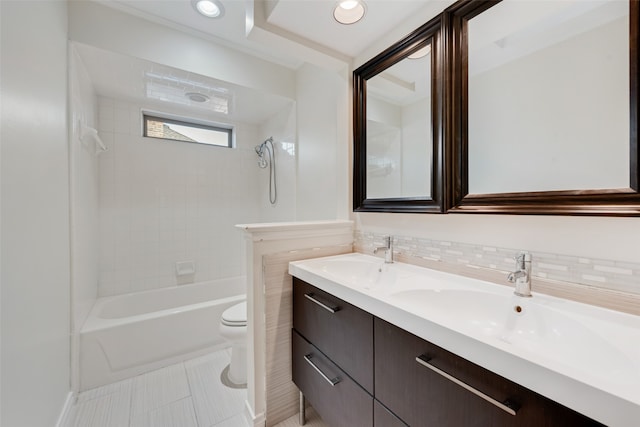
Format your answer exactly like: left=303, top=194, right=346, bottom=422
left=219, top=301, right=247, bottom=385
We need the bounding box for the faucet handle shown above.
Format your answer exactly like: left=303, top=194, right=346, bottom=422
left=513, top=252, right=531, bottom=267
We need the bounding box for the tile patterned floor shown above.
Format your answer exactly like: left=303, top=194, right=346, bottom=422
left=65, top=347, right=329, bottom=427
left=65, top=348, right=249, bottom=427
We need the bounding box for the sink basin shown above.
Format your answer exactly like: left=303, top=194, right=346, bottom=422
left=388, top=288, right=635, bottom=385
left=297, top=254, right=411, bottom=290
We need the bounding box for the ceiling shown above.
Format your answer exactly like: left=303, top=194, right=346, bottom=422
left=264, top=0, right=431, bottom=58
left=76, top=43, right=293, bottom=125
left=98, top=0, right=434, bottom=66
left=79, top=1, right=436, bottom=125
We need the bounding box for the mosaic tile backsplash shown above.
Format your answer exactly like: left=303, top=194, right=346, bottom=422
left=355, top=231, right=640, bottom=296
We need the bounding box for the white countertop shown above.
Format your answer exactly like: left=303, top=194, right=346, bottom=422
left=289, top=253, right=640, bottom=427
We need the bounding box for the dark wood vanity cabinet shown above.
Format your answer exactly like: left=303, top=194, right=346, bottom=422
left=375, top=318, right=604, bottom=427
left=292, top=278, right=374, bottom=427
left=292, top=278, right=604, bottom=427
left=292, top=278, right=374, bottom=393
left=374, top=400, right=408, bottom=427
left=292, top=330, right=373, bottom=427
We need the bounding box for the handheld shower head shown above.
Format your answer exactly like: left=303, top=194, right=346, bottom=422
left=254, top=136, right=277, bottom=204
left=255, top=137, right=274, bottom=167
left=255, top=139, right=267, bottom=168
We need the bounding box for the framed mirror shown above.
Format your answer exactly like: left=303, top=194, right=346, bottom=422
left=446, top=0, right=640, bottom=215
left=353, top=15, right=443, bottom=213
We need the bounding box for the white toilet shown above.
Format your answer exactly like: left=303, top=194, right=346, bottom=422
left=219, top=301, right=247, bottom=385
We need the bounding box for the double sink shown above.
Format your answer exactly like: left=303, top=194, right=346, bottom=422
left=289, top=252, right=640, bottom=427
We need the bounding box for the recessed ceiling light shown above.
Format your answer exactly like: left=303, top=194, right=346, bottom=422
left=340, top=0, right=359, bottom=9
left=192, top=0, right=224, bottom=18
left=408, top=45, right=432, bottom=60
left=333, top=0, right=366, bottom=25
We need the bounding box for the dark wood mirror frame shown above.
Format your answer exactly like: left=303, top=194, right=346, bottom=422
left=444, top=0, right=640, bottom=216
left=353, top=15, right=444, bottom=213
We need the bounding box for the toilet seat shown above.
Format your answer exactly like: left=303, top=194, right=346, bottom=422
left=222, top=301, right=246, bottom=327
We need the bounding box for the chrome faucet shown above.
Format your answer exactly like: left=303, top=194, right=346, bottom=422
left=507, top=252, right=532, bottom=297
left=373, top=235, right=394, bottom=264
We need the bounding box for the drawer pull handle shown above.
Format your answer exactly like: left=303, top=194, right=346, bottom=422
left=304, top=293, right=340, bottom=313
left=415, top=355, right=518, bottom=416
left=304, top=354, right=341, bottom=386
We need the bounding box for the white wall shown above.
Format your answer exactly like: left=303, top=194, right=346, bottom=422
left=68, top=44, right=100, bottom=391
left=352, top=0, right=640, bottom=276
left=296, top=63, right=349, bottom=220
left=97, top=97, right=263, bottom=296
left=1, top=1, right=71, bottom=426
left=468, top=17, right=628, bottom=194
left=68, top=0, right=351, bottom=224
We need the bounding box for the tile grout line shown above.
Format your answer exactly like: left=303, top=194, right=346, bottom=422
left=127, top=374, right=134, bottom=427
left=183, top=360, right=204, bottom=427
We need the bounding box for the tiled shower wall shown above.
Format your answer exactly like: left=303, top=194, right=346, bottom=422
left=97, top=97, right=264, bottom=297
left=355, top=231, right=640, bottom=295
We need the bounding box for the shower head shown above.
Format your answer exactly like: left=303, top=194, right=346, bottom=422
left=255, top=137, right=274, bottom=157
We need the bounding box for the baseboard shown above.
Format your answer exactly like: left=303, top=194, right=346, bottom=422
left=245, top=400, right=266, bottom=427
left=55, top=392, right=76, bottom=427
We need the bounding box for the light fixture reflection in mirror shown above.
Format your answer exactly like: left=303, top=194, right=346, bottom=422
left=467, top=0, right=629, bottom=195
left=366, top=48, right=432, bottom=199
left=408, top=45, right=431, bottom=60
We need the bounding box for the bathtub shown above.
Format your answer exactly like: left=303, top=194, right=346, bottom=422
left=80, top=277, right=245, bottom=391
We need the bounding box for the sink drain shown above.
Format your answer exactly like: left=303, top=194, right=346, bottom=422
left=514, top=305, right=523, bottom=313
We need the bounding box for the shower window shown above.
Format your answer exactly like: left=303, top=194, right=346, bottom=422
left=143, top=113, right=233, bottom=148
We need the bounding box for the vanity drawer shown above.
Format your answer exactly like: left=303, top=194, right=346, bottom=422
left=374, top=318, right=604, bottom=427
left=292, top=330, right=373, bottom=427
left=374, top=400, right=407, bottom=427
left=293, top=278, right=374, bottom=393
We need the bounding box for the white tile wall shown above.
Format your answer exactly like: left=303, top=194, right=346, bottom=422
left=97, top=97, right=266, bottom=296
left=257, top=102, right=297, bottom=222
left=356, top=231, right=640, bottom=295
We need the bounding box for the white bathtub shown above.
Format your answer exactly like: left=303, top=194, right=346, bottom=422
left=80, top=277, right=245, bottom=391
